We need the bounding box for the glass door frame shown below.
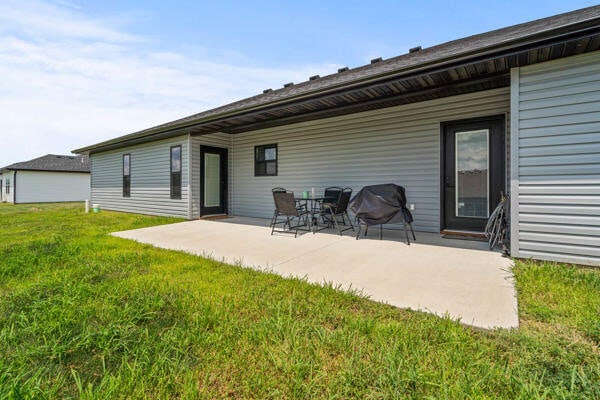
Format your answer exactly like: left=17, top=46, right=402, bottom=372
left=200, top=145, right=228, bottom=216
left=440, top=115, right=506, bottom=232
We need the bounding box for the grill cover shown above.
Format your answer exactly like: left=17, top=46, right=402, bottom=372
left=349, top=184, right=414, bottom=226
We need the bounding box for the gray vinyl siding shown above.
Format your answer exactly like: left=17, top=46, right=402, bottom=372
left=90, top=135, right=189, bottom=218
left=511, top=51, right=600, bottom=266
left=228, top=88, right=510, bottom=233
left=189, top=133, right=232, bottom=219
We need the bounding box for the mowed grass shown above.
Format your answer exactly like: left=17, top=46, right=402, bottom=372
left=0, top=203, right=598, bottom=399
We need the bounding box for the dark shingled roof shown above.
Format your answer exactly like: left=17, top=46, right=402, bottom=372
left=149, top=5, right=600, bottom=126
left=2, top=154, right=90, bottom=173
left=74, top=5, right=600, bottom=153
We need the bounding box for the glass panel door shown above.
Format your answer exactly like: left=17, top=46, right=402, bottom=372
left=204, top=153, right=221, bottom=207
left=443, top=116, right=504, bottom=232
left=455, top=129, right=489, bottom=218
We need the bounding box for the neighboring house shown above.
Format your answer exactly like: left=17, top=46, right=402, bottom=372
left=74, top=6, right=600, bottom=266
left=0, top=154, right=90, bottom=204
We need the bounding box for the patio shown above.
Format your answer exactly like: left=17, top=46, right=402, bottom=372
left=112, top=217, right=518, bottom=330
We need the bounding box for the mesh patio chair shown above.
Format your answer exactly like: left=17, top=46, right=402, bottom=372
left=321, top=187, right=355, bottom=235
left=270, top=187, right=309, bottom=224
left=323, top=187, right=342, bottom=205
left=317, top=186, right=342, bottom=224
left=270, top=187, right=287, bottom=228
left=271, top=189, right=310, bottom=237
left=304, top=186, right=341, bottom=232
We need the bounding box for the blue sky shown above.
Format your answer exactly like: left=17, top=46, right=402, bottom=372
left=0, top=0, right=598, bottom=165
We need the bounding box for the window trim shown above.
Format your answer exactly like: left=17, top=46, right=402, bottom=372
left=170, top=145, right=182, bottom=200
left=122, top=153, right=131, bottom=198
left=254, top=143, right=278, bottom=177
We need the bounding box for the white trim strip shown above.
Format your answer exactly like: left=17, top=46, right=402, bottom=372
left=510, top=67, right=520, bottom=257
left=187, top=133, right=193, bottom=220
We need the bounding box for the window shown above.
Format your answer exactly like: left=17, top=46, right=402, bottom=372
left=5, top=178, right=9, bottom=194
left=170, top=145, right=182, bottom=199
left=123, top=154, right=130, bottom=197
left=254, top=144, right=277, bottom=176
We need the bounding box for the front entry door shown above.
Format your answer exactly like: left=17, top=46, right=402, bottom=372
left=200, top=146, right=228, bottom=216
left=442, top=115, right=505, bottom=232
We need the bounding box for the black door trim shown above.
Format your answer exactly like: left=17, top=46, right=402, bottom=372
left=440, top=114, right=506, bottom=232
left=200, top=145, right=228, bottom=216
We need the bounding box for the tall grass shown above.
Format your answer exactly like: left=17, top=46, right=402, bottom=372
left=0, top=203, right=598, bottom=398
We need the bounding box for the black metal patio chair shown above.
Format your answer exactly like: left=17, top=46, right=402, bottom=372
left=270, top=187, right=287, bottom=228
left=320, top=187, right=355, bottom=235
left=271, top=189, right=310, bottom=237
left=317, top=186, right=340, bottom=221
left=322, top=187, right=342, bottom=206
left=270, top=187, right=308, bottom=226
left=308, top=186, right=341, bottom=230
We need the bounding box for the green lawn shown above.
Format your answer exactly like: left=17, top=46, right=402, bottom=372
left=0, top=203, right=598, bottom=399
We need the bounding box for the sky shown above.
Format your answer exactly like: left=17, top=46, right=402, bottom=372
left=0, top=0, right=598, bottom=166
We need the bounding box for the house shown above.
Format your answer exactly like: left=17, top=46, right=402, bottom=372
left=73, top=6, right=600, bottom=267
left=0, top=154, right=90, bottom=204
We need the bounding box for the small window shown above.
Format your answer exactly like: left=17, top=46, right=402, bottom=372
left=254, top=144, right=277, bottom=176
left=5, top=178, right=10, bottom=194
left=123, top=154, right=130, bottom=197
left=170, top=146, right=182, bottom=199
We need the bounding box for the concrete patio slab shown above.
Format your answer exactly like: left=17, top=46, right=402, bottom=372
left=112, top=217, right=518, bottom=330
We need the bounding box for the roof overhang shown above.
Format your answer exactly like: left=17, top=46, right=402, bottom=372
left=74, top=15, right=600, bottom=154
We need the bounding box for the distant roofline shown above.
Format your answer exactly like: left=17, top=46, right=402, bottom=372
left=73, top=5, right=600, bottom=154
left=1, top=168, right=89, bottom=173
left=1, top=154, right=90, bottom=173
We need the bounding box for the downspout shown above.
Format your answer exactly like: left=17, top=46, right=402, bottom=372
left=13, top=170, right=17, bottom=204
left=89, top=157, right=92, bottom=206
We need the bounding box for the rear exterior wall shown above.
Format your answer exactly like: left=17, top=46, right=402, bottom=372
left=228, top=87, right=511, bottom=233
left=90, top=136, right=189, bottom=218
left=511, top=51, right=600, bottom=266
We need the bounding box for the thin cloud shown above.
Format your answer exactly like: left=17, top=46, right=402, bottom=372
left=0, top=0, right=143, bottom=42
left=0, top=1, right=338, bottom=165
